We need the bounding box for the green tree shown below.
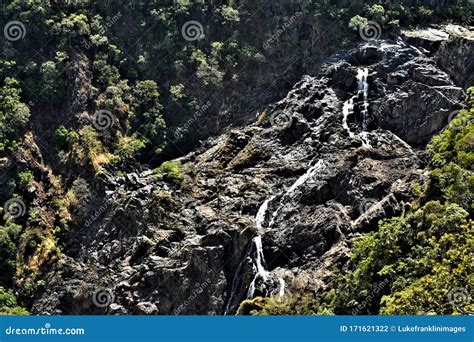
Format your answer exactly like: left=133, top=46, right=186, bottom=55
left=0, top=78, right=30, bottom=152
left=0, top=286, right=29, bottom=315
left=328, top=91, right=474, bottom=315
left=131, top=80, right=167, bottom=154
left=348, top=15, right=369, bottom=31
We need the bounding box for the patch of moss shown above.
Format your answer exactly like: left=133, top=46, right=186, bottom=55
left=17, top=171, right=34, bottom=187
left=153, top=160, right=184, bottom=185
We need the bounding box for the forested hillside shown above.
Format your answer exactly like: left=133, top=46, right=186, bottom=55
left=0, top=0, right=472, bottom=315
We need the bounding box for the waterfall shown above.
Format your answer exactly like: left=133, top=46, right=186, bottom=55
left=342, top=97, right=355, bottom=138
left=286, top=159, right=326, bottom=195
left=357, top=68, right=369, bottom=132
left=252, top=236, right=268, bottom=275
left=278, top=278, right=286, bottom=296
left=357, top=68, right=369, bottom=101
left=246, top=159, right=327, bottom=302
left=342, top=68, right=372, bottom=147
left=247, top=236, right=270, bottom=298
left=255, top=197, right=274, bottom=233
left=269, top=159, right=326, bottom=227
left=226, top=194, right=286, bottom=314
left=225, top=198, right=273, bottom=315
left=247, top=197, right=286, bottom=299
left=247, top=235, right=287, bottom=299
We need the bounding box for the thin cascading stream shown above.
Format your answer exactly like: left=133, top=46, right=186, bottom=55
left=357, top=68, right=372, bottom=147
left=248, top=160, right=329, bottom=298
left=247, top=197, right=285, bottom=299
left=224, top=196, right=279, bottom=314
left=269, top=159, right=327, bottom=227
left=252, top=236, right=267, bottom=275
left=246, top=156, right=328, bottom=301
left=342, top=67, right=372, bottom=147
left=357, top=68, right=369, bottom=132
left=247, top=236, right=270, bottom=298
left=247, top=237, right=287, bottom=299
left=255, top=197, right=274, bottom=233
left=342, top=97, right=355, bottom=138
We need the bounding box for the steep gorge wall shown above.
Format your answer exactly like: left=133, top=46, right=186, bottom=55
left=29, top=28, right=472, bottom=315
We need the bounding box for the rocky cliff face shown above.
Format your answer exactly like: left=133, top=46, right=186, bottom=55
left=402, top=24, right=474, bottom=89
left=31, top=27, right=471, bottom=315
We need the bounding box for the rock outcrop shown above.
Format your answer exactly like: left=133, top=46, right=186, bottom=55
left=402, top=24, right=474, bottom=88
left=31, top=27, right=471, bottom=315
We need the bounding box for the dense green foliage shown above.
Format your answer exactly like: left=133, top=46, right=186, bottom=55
left=153, top=160, right=184, bottom=185
left=246, top=89, right=474, bottom=315
left=330, top=201, right=472, bottom=314
left=329, top=91, right=473, bottom=315
left=0, top=78, right=30, bottom=152
left=0, top=220, right=22, bottom=287
left=1, top=0, right=471, bottom=163
left=239, top=293, right=330, bottom=316
left=0, top=287, right=29, bottom=315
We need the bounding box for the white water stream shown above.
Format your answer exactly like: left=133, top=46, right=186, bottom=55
left=357, top=68, right=369, bottom=132
left=247, top=199, right=286, bottom=298
left=247, top=159, right=328, bottom=299
left=342, top=68, right=372, bottom=147
left=255, top=197, right=274, bottom=233
left=247, top=235, right=273, bottom=298
left=269, top=159, right=327, bottom=227
left=247, top=68, right=372, bottom=304
left=225, top=197, right=284, bottom=313
left=342, top=97, right=355, bottom=138
left=229, top=68, right=374, bottom=313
